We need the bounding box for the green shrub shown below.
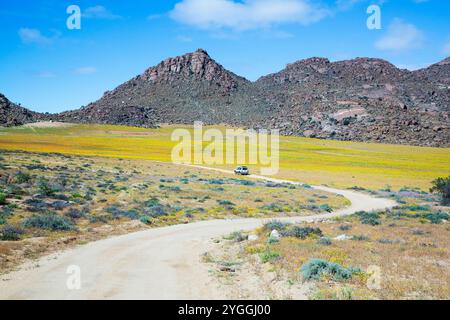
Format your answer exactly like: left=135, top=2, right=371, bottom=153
left=267, top=235, right=280, bottom=244
left=237, top=180, right=255, bottom=186
left=146, top=198, right=160, bottom=207
left=139, top=216, right=152, bottom=225
left=430, top=176, right=450, bottom=205
left=281, top=226, right=323, bottom=239
left=405, top=205, right=430, bottom=212
left=159, top=185, right=181, bottom=192
left=23, top=214, right=75, bottom=231
left=260, top=250, right=281, bottom=263
left=426, top=211, right=449, bottom=224
left=37, top=179, right=57, bottom=196
left=260, top=203, right=283, bottom=212
left=352, top=235, right=370, bottom=241
left=0, top=192, right=6, bottom=205
left=225, top=231, right=246, bottom=242
left=65, top=208, right=86, bottom=219
left=208, top=179, right=224, bottom=185
left=317, top=237, right=332, bottom=246
left=15, top=171, right=31, bottom=184
left=319, top=204, right=332, bottom=212
left=300, top=259, right=361, bottom=281
left=339, top=225, right=352, bottom=231
left=217, top=200, right=235, bottom=206
left=106, top=206, right=140, bottom=220
left=264, top=220, right=290, bottom=231
left=0, top=225, right=24, bottom=241
left=88, top=214, right=111, bottom=223
left=179, top=178, right=189, bottom=184
left=356, top=211, right=381, bottom=226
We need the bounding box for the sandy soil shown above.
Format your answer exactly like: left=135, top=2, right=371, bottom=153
left=23, top=122, right=75, bottom=128
left=0, top=166, right=397, bottom=300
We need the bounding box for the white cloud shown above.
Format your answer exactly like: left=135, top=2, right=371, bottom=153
left=18, top=28, right=52, bottom=45
left=170, top=0, right=329, bottom=30
left=442, top=37, right=450, bottom=55
left=74, top=67, right=97, bottom=75
left=375, top=19, right=423, bottom=51
left=83, top=5, right=122, bottom=20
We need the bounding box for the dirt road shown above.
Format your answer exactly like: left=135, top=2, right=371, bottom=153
left=0, top=166, right=397, bottom=300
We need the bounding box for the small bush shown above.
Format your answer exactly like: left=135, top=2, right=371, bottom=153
left=260, top=203, right=283, bottom=212
left=405, top=205, right=430, bottom=212
left=267, top=235, right=280, bottom=244
left=339, top=225, right=352, bottom=231
left=225, top=231, right=246, bottom=242
left=430, top=176, right=450, bottom=205
left=281, top=226, right=323, bottom=239
left=319, top=204, right=332, bottom=212
left=106, top=206, right=140, bottom=220
left=217, top=200, right=235, bottom=207
left=300, top=259, right=360, bottom=281
left=159, top=185, right=181, bottom=192
left=356, top=211, right=381, bottom=226
left=0, top=225, right=25, bottom=241
left=146, top=198, right=160, bottom=207
left=352, top=235, right=370, bottom=241
left=50, top=201, right=70, bottom=211
left=15, top=171, right=31, bottom=184
left=318, top=237, right=332, bottom=246
left=139, top=216, right=152, bottom=225
left=146, top=204, right=167, bottom=218
left=37, top=179, right=58, bottom=196
left=65, top=208, right=86, bottom=220
left=88, top=214, right=111, bottom=223
left=426, top=211, right=449, bottom=224
left=208, top=179, right=224, bottom=185
left=237, top=180, right=255, bottom=186
left=23, top=214, right=75, bottom=231
left=0, top=192, right=6, bottom=205
left=264, top=220, right=290, bottom=231
left=260, top=250, right=281, bottom=263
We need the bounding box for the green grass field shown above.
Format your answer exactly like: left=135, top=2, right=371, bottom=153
left=0, top=123, right=448, bottom=190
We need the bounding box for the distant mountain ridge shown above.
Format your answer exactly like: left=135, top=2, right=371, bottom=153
left=1, top=49, right=449, bottom=147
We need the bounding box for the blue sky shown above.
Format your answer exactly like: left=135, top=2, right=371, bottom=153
left=0, top=0, right=449, bottom=113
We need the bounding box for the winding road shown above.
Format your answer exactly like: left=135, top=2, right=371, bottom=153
left=0, top=166, right=397, bottom=300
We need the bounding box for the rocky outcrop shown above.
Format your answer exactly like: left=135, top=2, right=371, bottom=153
left=58, top=49, right=271, bottom=127
left=0, top=94, right=40, bottom=126
left=255, top=56, right=449, bottom=147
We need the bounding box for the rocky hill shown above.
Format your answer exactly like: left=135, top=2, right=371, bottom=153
left=0, top=94, right=41, bottom=127
left=256, top=57, right=449, bottom=146
left=56, top=49, right=272, bottom=127
left=2, top=50, right=449, bottom=147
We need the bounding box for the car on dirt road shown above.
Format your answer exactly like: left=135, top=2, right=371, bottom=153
left=234, top=166, right=250, bottom=175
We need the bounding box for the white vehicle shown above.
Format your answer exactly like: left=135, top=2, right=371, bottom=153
left=234, top=166, right=250, bottom=175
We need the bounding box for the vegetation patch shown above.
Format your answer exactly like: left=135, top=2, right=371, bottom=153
left=300, top=259, right=362, bottom=281
left=23, top=214, right=75, bottom=231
